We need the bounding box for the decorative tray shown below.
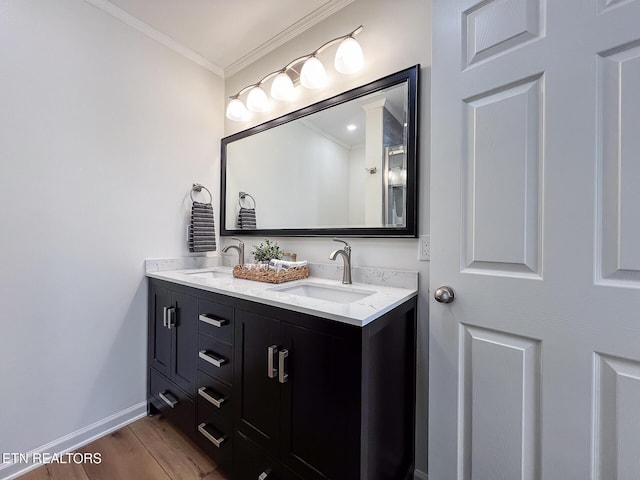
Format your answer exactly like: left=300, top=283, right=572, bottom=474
left=232, top=264, right=309, bottom=284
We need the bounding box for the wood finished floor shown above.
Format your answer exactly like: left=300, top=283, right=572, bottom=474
left=20, top=415, right=230, bottom=480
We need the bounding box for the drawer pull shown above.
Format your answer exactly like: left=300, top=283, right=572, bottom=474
left=198, top=423, right=226, bottom=448
left=198, top=386, right=226, bottom=408
left=158, top=391, right=177, bottom=408
left=258, top=470, right=272, bottom=480
left=166, top=307, right=176, bottom=329
left=278, top=349, right=289, bottom=384
left=199, top=314, right=228, bottom=328
left=199, top=350, right=227, bottom=368
left=267, top=345, right=278, bottom=379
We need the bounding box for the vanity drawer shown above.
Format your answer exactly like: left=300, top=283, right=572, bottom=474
left=198, top=335, right=233, bottom=385
left=196, top=406, right=233, bottom=474
left=197, top=398, right=232, bottom=443
left=198, top=299, right=234, bottom=344
left=149, top=369, right=195, bottom=438
left=197, top=370, right=232, bottom=430
left=234, top=430, right=301, bottom=480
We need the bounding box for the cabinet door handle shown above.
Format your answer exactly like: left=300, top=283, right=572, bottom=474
left=268, top=345, right=278, bottom=379
left=198, top=423, right=226, bottom=448
left=199, top=314, right=228, bottom=328
left=198, top=386, right=226, bottom=408
left=166, top=307, right=176, bottom=329
left=199, top=350, right=227, bottom=368
left=158, top=391, right=177, bottom=408
left=258, top=470, right=272, bottom=480
left=278, top=349, right=289, bottom=384
left=163, top=307, right=169, bottom=328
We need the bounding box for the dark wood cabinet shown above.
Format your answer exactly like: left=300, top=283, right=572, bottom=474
left=195, top=293, right=236, bottom=474
left=234, top=430, right=300, bottom=480
left=232, top=300, right=417, bottom=480
left=148, top=282, right=172, bottom=379
left=148, top=282, right=198, bottom=395
left=148, top=282, right=199, bottom=447
left=172, top=290, right=199, bottom=394
left=148, top=368, right=195, bottom=438
left=234, top=307, right=362, bottom=480
left=234, top=310, right=281, bottom=456
left=148, top=278, right=417, bottom=480
left=279, top=320, right=361, bottom=480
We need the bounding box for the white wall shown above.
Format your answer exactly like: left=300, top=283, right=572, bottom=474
left=223, top=0, right=432, bottom=474
left=0, top=0, right=223, bottom=471
left=225, top=121, right=350, bottom=230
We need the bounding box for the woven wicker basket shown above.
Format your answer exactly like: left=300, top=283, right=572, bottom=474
left=232, top=264, right=309, bottom=284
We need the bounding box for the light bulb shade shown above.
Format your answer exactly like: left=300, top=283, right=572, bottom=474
left=300, top=56, right=327, bottom=89
left=334, top=37, right=364, bottom=74
left=246, top=86, right=270, bottom=112
left=270, top=72, right=295, bottom=101
left=226, top=98, right=248, bottom=121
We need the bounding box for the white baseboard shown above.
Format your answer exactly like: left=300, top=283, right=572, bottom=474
left=414, top=468, right=429, bottom=480
left=0, top=402, right=147, bottom=480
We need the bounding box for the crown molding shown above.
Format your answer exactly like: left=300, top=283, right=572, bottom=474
left=224, top=0, right=355, bottom=78
left=82, top=0, right=225, bottom=77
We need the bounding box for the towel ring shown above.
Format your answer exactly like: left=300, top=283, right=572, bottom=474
left=238, top=192, right=256, bottom=209
left=191, top=183, right=212, bottom=204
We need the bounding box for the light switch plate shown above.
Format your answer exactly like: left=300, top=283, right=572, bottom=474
left=419, top=235, right=430, bottom=261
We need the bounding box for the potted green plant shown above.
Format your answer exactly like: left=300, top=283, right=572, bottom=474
left=252, top=238, right=284, bottom=264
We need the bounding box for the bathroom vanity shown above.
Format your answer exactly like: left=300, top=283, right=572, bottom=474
left=145, top=63, right=421, bottom=480
left=146, top=263, right=417, bottom=480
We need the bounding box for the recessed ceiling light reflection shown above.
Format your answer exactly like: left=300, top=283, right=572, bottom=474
left=347, top=124, right=357, bottom=131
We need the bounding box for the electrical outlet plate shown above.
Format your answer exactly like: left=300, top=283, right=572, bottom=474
left=419, top=235, right=430, bottom=261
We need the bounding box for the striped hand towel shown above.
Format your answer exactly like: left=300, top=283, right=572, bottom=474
left=237, top=207, right=257, bottom=230
left=189, top=201, right=216, bottom=252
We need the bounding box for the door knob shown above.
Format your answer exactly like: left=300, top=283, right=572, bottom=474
left=434, top=286, right=455, bottom=303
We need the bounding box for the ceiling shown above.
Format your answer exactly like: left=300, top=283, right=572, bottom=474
left=103, top=0, right=353, bottom=76
left=306, top=83, right=407, bottom=146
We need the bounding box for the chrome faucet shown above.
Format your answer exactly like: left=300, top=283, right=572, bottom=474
left=222, top=237, right=244, bottom=266
left=329, top=238, right=352, bottom=284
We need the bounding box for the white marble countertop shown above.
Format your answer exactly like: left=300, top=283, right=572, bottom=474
left=146, top=265, right=417, bottom=327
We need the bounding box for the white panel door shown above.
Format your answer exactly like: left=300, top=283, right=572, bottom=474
left=430, top=0, right=640, bottom=479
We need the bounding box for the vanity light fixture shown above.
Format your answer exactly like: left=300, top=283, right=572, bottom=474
left=299, top=55, right=328, bottom=90
left=226, top=26, right=365, bottom=121
left=334, top=36, right=364, bottom=74
left=226, top=97, right=248, bottom=122
left=246, top=85, right=270, bottom=112
left=270, top=71, right=295, bottom=101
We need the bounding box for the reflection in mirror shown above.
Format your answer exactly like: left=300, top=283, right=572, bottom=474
left=221, top=66, right=418, bottom=237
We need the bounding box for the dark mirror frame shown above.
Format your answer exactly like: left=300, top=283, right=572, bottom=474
left=220, top=64, right=419, bottom=238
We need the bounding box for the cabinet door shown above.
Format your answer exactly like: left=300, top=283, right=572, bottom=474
left=171, top=291, right=198, bottom=396
left=280, top=322, right=361, bottom=480
left=149, top=283, right=172, bottom=379
left=234, top=310, right=281, bottom=456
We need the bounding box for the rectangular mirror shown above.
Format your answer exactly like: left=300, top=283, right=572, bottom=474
left=221, top=65, right=419, bottom=237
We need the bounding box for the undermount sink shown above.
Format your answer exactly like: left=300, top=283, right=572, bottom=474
left=184, top=268, right=232, bottom=279
left=270, top=281, right=375, bottom=304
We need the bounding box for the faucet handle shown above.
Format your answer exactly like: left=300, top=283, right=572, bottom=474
left=332, top=238, right=350, bottom=247
left=333, top=238, right=351, bottom=254
left=231, top=236, right=244, bottom=247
